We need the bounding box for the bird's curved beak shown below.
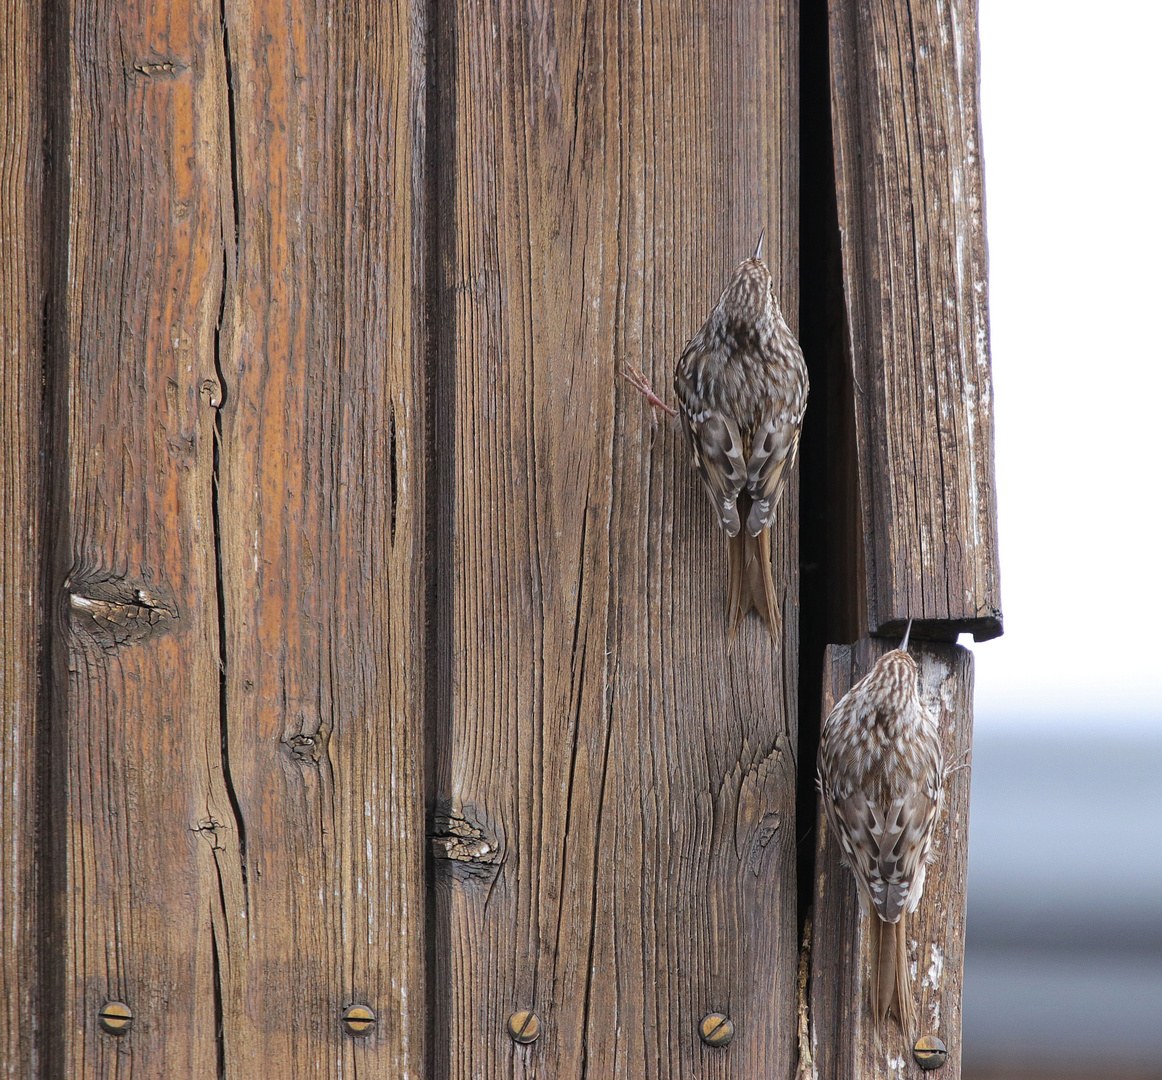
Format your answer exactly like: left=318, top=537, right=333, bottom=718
left=753, top=228, right=766, bottom=262
left=900, top=618, right=914, bottom=653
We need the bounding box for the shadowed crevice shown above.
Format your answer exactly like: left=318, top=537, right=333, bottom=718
left=797, top=0, right=863, bottom=936
left=389, top=398, right=399, bottom=546
left=211, top=925, right=227, bottom=1080
left=423, top=2, right=456, bottom=1078
left=213, top=0, right=249, bottom=920
left=38, top=0, right=72, bottom=1072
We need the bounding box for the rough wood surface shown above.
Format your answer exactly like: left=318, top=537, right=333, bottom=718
left=0, top=0, right=44, bottom=1071
left=57, top=0, right=231, bottom=1073
left=214, top=0, right=429, bottom=1074
left=830, top=0, right=1001, bottom=641
left=21, top=1, right=999, bottom=1074
left=430, top=2, right=801, bottom=1076
left=808, top=639, right=973, bottom=1080
left=56, top=0, right=429, bottom=1075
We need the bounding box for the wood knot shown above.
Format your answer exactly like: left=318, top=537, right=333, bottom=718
left=129, top=57, right=186, bottom=78
left=281, top=727, right=329, bottom=767
left=430, top=805, right=501, bottom=880
left=67, top=578, right=178, bottom=650
left=747, top=811, right=782, bottom=876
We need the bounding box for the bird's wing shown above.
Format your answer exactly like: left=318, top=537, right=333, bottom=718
left=744, top=411, right=802, bottom=535
left=821, top=780, right=889, bottom=915
left=819, top=725, right=943, bottom=924
left=871, top=781, right=942, bottom=922
left=818, top=708, right=881, bottom=912
left=676, top=354, right=748, bottom=537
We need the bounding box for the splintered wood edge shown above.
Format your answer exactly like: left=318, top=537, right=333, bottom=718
left=807, top=639, right=973, bottom=1080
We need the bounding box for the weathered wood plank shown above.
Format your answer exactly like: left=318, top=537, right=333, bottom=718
left=808, top=639, right=973, bottom=1080
left=214, top=0, right=429, bottom=1073
left=432, top=2, right=801, bottom=1075
left=0, top=0, right=44, bottom=1070
left=59, top=0, right=236, bottom=1073
left=830, top=0, right=1001, bottom=641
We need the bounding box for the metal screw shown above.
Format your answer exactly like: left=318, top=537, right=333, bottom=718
left=913, top=1034, right=948, bottom=1069
left=507, top=1010, right=541, bottom=1044
left=98, top=1001, right=133, bottom=1036
left=341, top=1004, right=377, bottom=1037
left=699, top=1013, right=734, bottom=1047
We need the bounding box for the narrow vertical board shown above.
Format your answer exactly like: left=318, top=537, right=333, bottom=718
left=432, top=2, right=801, bottom=1076
left=0, top=0, right=44, bottom=1069
left=808, top=640, right=973, bottom=1080
left=829, top=0, right=1001, bottom=641
left=59, top=0, right=237, bottom=1073
left=214, top=0, right=429, bottom=1074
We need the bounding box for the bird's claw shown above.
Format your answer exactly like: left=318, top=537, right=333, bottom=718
left=621, top=362, right=678, bottom=425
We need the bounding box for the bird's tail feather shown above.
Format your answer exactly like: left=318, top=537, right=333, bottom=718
left=870, top=912, right=916, bottom=1044
left=727, top=528, right=780, bottom=645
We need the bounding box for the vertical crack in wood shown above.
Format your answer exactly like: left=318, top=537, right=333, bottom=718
left=796, top=915, right=817, bottom=1080
left=389, top=397, right=399, bottom=546
left=37, top=0, right=70, bottom=1072
left=578, top=696, right=615, bottom=1080
left=220, top=0, right=241, bottom=254
left=422, top=0, right=452, bottom=1076
left=570, top=491, right=590, bottom=668
left=213, top=0, right=248, bottom=923
left=211, top=924, right=226, bottom=1080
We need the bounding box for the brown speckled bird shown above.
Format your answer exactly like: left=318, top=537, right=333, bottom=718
left=627, top=231, right=808, bottom=643
left=817, top=622, right=944, bottom=1042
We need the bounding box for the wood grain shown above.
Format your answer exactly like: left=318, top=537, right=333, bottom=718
left=808, top=639, right=973, bottom=1080
left=58, top=0, right=233, bottom=1073
left=57, top=0, right=429, bottom=1074
left=0, top=0, right=44, bottom=1071
left=24, top=0, right=998, bottom=1074
left=829, top=0, right=1001, bottom=642
left=214, top=0, right=429, bottom=1074
left=431, top=2, right=801, bottom=1075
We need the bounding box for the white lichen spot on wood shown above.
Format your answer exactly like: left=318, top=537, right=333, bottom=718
left=918, top=655, right=954, bottom=720
left=923, top=943, right=944, bottom=990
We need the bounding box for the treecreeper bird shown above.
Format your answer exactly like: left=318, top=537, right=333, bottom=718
left=817, top=622, right=945, bottom=1043
left=624, top=231, right=809, bottom=644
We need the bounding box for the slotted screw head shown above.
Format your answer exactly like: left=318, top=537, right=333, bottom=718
left=98, top=1001, right=133, bottom=1036
left=507, top=1010, right=541, bottom=1044
left=913, top=1034, right=948, bottom=1069
left=341, top=1004, right=377, bottom=1037
left=699, top=1013, right=734, bottom=1047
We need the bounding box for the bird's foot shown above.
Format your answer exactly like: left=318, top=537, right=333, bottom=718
left=621, top=362, right=677, bottom=427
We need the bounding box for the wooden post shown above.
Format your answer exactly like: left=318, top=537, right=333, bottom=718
left=46, top=0, right=429, bottom=1075
left=1, top=0, right=45, bottom=1068
left=54, top=0, right=231, bottom=1072
left=428, top=2, right=802, bottom=1075
left=211, top=0, right=430, bottom=1072
left=804, top=0, right=1000, bottom=1076
left=1, top=0, right=998, bottom=1075
left=829, top=0, right=1001, bottom=643
left=808, top=641, right=974, bottom=1080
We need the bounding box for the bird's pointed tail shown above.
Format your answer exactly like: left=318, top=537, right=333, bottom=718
left=727, top=528, right=780, bottom=645
left=870, top=912, right=917, bottom=1044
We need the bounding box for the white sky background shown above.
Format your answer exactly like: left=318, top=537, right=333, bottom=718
left=970, top=0, right=1162, bottom=731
